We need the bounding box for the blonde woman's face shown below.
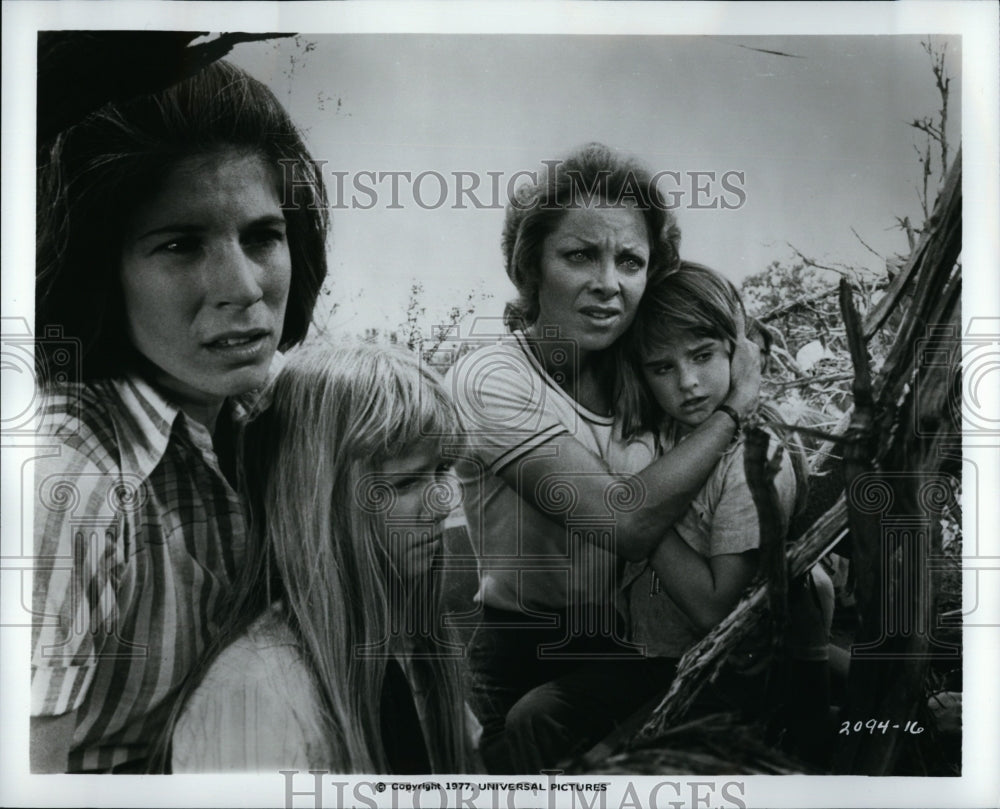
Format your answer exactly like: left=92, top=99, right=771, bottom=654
left=376, top=441, right=457, bottom=580
left=533, top=204, right=649, bottom=356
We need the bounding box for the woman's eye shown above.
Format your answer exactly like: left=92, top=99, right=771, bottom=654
left=565, top=250, right=589, bottom=263
left=619, top=255, right=646, bottom=272
left=155, top=237, right=200, bottom=255
left=245, top=228, right=286, bottom=250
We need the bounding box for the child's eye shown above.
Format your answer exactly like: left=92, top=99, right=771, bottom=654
left=391, top=475, right=421, bottom=492
left=649, top=364, right=674, bottom=376
left=694, top=351, right=713, bottom=363
left=434, top=462, right=454, bottom=479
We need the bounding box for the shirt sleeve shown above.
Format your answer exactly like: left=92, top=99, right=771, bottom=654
left=446, top=344, right=570, bottom=473
left=31, top=443, right=124, bottom=717
left=171, top=633, right=328, bottom=772
left=707, top=441, right=798, bottom=558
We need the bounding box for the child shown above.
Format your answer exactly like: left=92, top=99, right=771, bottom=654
left=620, top=262, right=801, bottom=659
left=620, top=261, right=832, bottom=761
left=507, top=262, right=830, bottom=770
left=167, top=343, right=478, bottom=773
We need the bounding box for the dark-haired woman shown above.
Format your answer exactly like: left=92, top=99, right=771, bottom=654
left=31, top=59, right=328, bottom=773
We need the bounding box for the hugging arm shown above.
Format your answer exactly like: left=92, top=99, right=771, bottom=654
left=492, top=334, right=761, bottom=561
left=496, top=409, right=746, bottom=561
left=647, top=532, right=758, bottom=633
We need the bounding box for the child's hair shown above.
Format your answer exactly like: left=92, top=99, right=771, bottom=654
left=158, top=342, right=474, bottom=773
left=619, top=262, right=745, bottom=439
left=618, top=262, right=807, bottom=513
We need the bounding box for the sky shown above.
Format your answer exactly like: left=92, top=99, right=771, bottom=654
left=227, top=33, right=963, bottom=338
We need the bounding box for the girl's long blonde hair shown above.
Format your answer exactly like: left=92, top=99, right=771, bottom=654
left=161, top=342, right=473, bottom=772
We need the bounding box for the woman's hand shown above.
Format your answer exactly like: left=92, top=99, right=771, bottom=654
left=724, top=310, right=762, bottom=419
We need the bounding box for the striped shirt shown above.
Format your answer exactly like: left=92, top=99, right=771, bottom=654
left=32, top=375, right=248, bottom=772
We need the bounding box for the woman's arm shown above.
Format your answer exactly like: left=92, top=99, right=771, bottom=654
left=497, top=410, right=736, bottom=561
left=647, top=531, right=758, bottom=633
left=493, top=335, right=761, bottom=561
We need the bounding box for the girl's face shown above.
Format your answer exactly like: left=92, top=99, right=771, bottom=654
left=119, top=150, right=291, bottom=425
left=533, top=204, right=649, bottom=357
left=641, top=334, right=732, bottom=435
left=377, top=440, right=457, bottom=580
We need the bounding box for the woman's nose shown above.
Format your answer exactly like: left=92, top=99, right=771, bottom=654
left=590, top=253, right=620, bottom=295
left=211, top=243, right=264, bottom=308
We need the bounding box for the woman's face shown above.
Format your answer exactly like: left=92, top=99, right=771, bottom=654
left=119, top=150, right=291, bottom=422
left=533, top=204, right=650, bottom=355
left=377, top=440, right=457, bottom=580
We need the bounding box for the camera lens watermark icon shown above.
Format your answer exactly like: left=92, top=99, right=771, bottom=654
left=916, top=319, right=1000, bottom=438
left=442, top=328, right=581, bottom=438
left=1, top=319, right=82, bottom=436
left=847, top=472, right=962, bottom=660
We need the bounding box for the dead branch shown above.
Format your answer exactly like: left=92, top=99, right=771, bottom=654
left=851, top=226, right=885, bottom=262
left=744, top=429, right=788, bottom=638
left=833, top=148, right=961, bottom=776
left=634, top=496, right=848, bottom=742
left=770, top=372, right=854, bottom=390
left=759, top=286, right=840, bottom=323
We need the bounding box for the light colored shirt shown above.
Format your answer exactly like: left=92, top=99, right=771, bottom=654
left=623, top=427, right=797, bottom=658
left=172, top=604, right=482, bottom=772
left=445, top=331, right=658, bottom=615
left=171, top=607, right=331, bottom=772
left=32, top=375, right=248, bottom=772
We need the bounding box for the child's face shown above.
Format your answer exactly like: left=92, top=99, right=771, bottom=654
left=376, top=440, right=457, bottom=579
left=641, top=334, right=732, bottom=434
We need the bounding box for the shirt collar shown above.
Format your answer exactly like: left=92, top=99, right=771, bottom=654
left=108, top=354, right=283, bottom=482
left=109, top=374, right=182, bottom=481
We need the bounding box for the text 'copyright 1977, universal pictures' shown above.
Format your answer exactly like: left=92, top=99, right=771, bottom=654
left=281, top=770, right=749, bottom=809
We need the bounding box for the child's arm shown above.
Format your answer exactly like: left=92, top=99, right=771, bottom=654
left=648, top=434, right=798, bottom=634
left=647, top=531, right=758, bottom=634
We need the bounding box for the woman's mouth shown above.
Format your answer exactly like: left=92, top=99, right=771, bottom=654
left=204, top=329, right=271, bottom=359
left=579, top=306, right=622, bottom=324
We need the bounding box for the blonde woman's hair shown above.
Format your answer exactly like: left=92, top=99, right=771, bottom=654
left=159, top=342, right=473, bottom=772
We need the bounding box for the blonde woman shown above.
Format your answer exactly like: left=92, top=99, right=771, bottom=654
left=168, top=343, right=478, bottom=773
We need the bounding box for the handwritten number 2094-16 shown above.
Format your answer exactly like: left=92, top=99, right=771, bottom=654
left=839, top=719, right=924, bottom=735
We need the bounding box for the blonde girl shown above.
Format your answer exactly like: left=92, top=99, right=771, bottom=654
left=168, top=343, right=476, bottom=772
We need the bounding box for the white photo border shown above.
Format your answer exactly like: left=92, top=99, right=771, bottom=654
left=2, top=2, right=998, bottom=808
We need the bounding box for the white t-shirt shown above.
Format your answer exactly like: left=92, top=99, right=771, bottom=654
left=172, top=605, right=482, bottom=772
left=171, top=607, right=331, bottom=772
left=444, top=331, right=658, bottom=615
